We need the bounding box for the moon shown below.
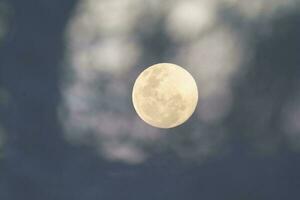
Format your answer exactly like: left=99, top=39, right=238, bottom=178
left=132, top=63, right=198, bottom=128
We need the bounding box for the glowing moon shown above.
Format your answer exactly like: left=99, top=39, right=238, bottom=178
left=132, top=63, right=198, bottom=128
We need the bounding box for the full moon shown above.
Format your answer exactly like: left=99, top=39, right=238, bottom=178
left=132, top=63, right=198, bottom=128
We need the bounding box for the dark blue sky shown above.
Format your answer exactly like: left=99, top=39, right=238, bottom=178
left=0, top=0, right=300, bottom=199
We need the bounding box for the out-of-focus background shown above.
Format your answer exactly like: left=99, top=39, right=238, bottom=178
left=0, top=0, right=300, bottom=199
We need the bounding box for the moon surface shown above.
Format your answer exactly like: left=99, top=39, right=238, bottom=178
left=132, top=63, right=198, bottom=128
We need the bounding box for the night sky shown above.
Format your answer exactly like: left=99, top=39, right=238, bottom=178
left=0, top=0, right=300, bottom=199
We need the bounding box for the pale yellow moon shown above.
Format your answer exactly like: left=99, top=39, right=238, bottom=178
left=132, top=63, right=198, bottom=128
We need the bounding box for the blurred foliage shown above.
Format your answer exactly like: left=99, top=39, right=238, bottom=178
left=0, top=127, right=4, bottom=159
left=0, top=87, right=10, bottom=160
left=62, top=0, right=300, bottom=164
left=0, top=1, right=12, bottom=43
left=0, top=0, right=300, bottom=199
left=0, top=2, right=10, bottom=164
left=0, top=87, right=9, bottom=105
